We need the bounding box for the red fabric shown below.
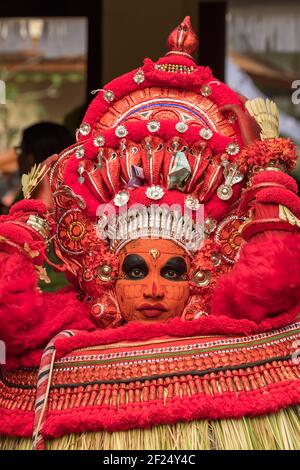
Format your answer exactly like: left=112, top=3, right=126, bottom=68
left=256, top=188, right=300, bottom=218
left=0, top=252, right=95, bottom=366
left=51, top=306, right=299, bottom=363
left=80, top=58, right=243, bottom=143
left=252, top=170, right=298, bottom=193
left=0, top=409, right=33, bottom=438
left=10, top=199, right=47, bottom=217
left=211, top=233, right=300, bottom=322
left=246, top=203, right=296, bottom=241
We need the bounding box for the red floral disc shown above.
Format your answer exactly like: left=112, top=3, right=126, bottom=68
left=214, top=215, right=246, bottom=264
left=57, top=209, right=88, bottom=255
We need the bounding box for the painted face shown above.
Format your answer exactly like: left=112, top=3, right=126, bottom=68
left=116, top=239, right=191, bottom=323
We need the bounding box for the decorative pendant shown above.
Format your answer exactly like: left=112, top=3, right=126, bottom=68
left=217, top=159, right=244, bottom=201
left=200, top=85, right=212, bottom=97
left=97, top=264, right=113, bottom=282
left=185, top=195, right=200, bottom=211
left=192, top=270, right=211, bottom=287
left=204, top=217, right=217, bottom=235
left=134, top=69, right=145, bottom=84
left=78, top=163, right=85, bottom=184
left=147, top=120, right=160, bottom=133
left=75, top=146, right=85, bottom=159
left=97, top=149, right=103, bottom=169
left=226, top=142, right=240, bottom=156
left=78, top=122, right=91, bottom=136
left=93, top=135, right=105, bottom=147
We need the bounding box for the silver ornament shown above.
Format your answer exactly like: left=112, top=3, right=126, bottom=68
left=200, top=128, right=213, bottom=140
left=147, top=121, right=160, bottom=133
left=146, top=185, right=165, bottom=200
left=175, top=122, right=188, bottom=133
left=114, top=190, right=130, bottom=207
left=115, top=125, right=128, bottom=138
left=93, top=135, right=105, bottom=147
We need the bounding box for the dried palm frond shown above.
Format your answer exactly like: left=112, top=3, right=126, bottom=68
left=21, top=163, right=49, bottom=199
left=245, top=98, right=279, bottom=140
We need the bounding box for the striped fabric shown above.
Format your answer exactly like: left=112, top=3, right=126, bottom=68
left=32, top=330, right=76, bottom=450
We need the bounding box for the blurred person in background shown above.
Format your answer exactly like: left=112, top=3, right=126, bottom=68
left=0, top=121, right=74, bottom=290
left=0, top=122, right=74, bottom=212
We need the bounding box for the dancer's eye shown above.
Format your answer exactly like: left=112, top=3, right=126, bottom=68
left=160, top=257, right=187, bottom=281
left=122, top=255, right=148, bottom=280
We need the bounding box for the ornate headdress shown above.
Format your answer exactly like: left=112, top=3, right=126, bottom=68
left=47, top=16, right=295, bottom=326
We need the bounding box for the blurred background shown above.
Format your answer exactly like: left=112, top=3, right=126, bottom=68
left=0, top=0, right=299, bottom=207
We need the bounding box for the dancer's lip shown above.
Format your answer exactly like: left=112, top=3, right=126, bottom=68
left=137, top=303, right=167, bottom=318
left=138, top=303, right=167, bottom=312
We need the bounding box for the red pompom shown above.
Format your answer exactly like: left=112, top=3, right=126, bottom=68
left=211, top=233, right=300, bottom=322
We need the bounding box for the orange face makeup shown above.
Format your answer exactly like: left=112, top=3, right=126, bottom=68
left=115, top=239, right=191, bottom=323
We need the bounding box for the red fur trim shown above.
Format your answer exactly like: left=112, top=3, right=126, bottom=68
left=211, top=234, right=300, bottom=322
left=0, top=255, right=95, bottom=366
left=143, top=58, right=212, bottom=88
left=10, top=200, right=47, bottom=216
left=40, top=380, right=300, bottom=438
left=252, top=170, right=298, bottom=193
left=156, top=55, right=199, bottom=67
left=0, top=223, right=36, bottom=246
left=0, top=223, right=46, bottom=265
left=256, top=188, right=300, bottom=218
left=52, top=306, right=299, bottom=363
left=0, top=409, right=33, bottom=438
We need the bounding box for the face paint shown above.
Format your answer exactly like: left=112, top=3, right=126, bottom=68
left=115, top=239, right=191, bottom=322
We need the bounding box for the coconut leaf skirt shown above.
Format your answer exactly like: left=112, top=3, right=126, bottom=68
left=0, top=321, right=300, bottom=450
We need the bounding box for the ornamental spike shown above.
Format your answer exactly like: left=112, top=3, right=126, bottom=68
left=166, top=16, right=199, bottom=57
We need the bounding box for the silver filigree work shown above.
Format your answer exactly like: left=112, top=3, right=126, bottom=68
left=114, top=190, right=130, bottom=207
left=115, top=125, right=128, bottom=138
left=185, top=195, right=200, bottom=211
left=200, top=128, right=213, bottom=140
left=147, top=121, right=160, bottom=133
left=175, top=122, right=189, bottom=133
left=75, top=146, right=85, bottom=159
left=146, top=185, right=165, bottom=200
left=226, top=142, right=240, bottom=156
left=93, top=135, right=105, bottom=147
left=79, top=123, right=91, bottom=136
left=134, top=69, right=145, bottom=84
left=103, top=90, right=115, bottom=103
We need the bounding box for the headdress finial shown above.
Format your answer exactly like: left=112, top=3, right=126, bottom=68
left=166, top=16, right=199, bottom=58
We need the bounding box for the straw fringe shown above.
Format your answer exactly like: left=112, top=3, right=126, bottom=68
left=0, top=407, right=299, bottom=450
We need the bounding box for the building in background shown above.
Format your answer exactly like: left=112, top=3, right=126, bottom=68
left=0, top=0, right=299, bottom=150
